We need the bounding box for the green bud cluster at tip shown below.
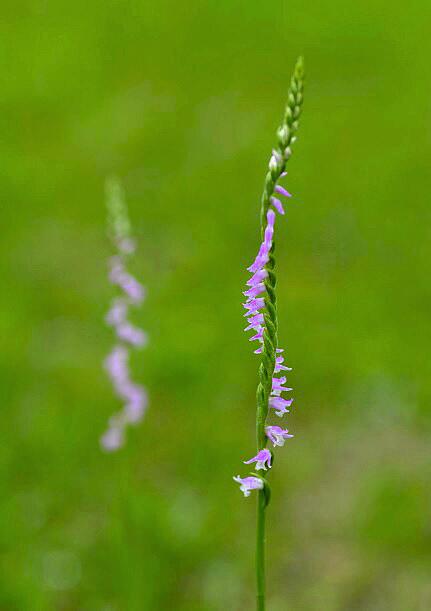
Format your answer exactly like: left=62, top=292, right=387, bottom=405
left=106, top=176, right=132, bottom=248
left=260, top=56, right=305, bottom=231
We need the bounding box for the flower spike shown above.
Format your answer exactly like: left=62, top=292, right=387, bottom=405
left=100, top=178, right=149, bottom=452
left=232, top=55, right=305, bottom=609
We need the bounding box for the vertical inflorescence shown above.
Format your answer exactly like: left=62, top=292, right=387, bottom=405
left=100, top=178, right=148, bottom=451
left=233, top=57, right=305, bottom=610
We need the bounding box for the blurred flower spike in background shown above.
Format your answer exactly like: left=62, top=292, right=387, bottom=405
left=100, top=178, right=148, bottom=451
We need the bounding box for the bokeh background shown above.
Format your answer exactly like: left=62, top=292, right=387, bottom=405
left=2, top=1, right=431, bottom=609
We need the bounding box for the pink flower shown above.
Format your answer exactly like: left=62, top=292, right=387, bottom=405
left=274, top=353, right=292, bottom=373
left=269, top=396, right=293, bottom=417
left=266, top=425, right=293, bottom=447
left=271, top=376, right=292, bottom=396
left=244, top=449, right=272, bottom=471
left=233, top=476, right=264, bottom=497
left=270, top=196, right=285, bottom=215
left=275, top=185, right=292, bottom=199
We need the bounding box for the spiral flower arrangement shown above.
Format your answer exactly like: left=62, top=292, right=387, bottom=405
left=100, top=178, right=148, bottom=452
left=233, top=57, right=305, bottom=610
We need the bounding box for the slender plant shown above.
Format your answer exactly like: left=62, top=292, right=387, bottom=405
left=100, top=178, right=149, bottom=451
left=233, top=57, right=305, bottom=610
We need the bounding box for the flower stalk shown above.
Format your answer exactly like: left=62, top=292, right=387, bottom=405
left=233, top=57, right=305, bottom=610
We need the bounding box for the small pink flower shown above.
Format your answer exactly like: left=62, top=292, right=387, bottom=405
left=243, top=283, right=266, bottom=299
left=244, top=449, right=272, bottom=471
left=269, top=396, right=293, bottom=417
left=274, top=354, right=292, bottom=373
left=275, top=185, right=292, bottom=198
left=270, top=196, right=285, bottom=215
left=266, top=426, right=293, bottom=447
left=271, top=376, right=292, bottom=396
left=233, top=476, right=264, bottom=497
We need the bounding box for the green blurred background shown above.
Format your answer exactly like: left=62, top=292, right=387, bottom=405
left=1, top=1, right=431, bottom=609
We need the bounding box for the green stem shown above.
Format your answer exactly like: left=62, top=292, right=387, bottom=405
left=256, top=489, right=266, bottom=611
